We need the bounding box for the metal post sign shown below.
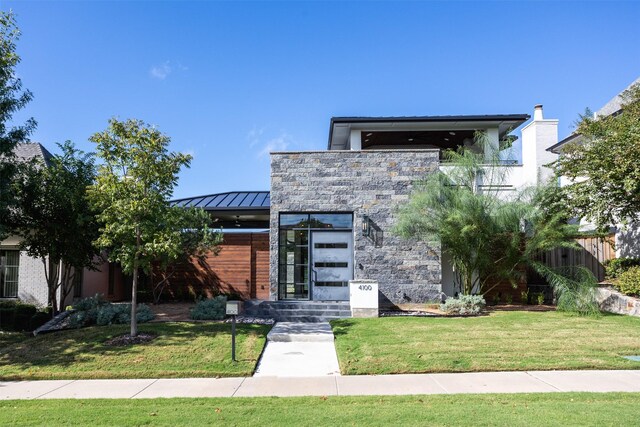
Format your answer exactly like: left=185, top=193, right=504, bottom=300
left=226, top=301, right=242, bottom=362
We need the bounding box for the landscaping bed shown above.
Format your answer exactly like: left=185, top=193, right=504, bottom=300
left=331, top=311, right=640, bottom=375
left=0, top=322, right=270, bottom=380
left=1, top=393, right=640, bottom=426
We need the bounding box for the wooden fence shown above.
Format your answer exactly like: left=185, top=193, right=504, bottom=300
left=535, top=234, right=616, bottom=282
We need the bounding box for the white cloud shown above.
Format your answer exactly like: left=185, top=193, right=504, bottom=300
left=258, top=134, right=291, bottom=157
left=150, top=61, right=172, bottom=80
left=247, top=127, right=265, bottom=148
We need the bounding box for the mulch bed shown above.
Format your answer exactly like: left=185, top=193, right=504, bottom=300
left=104, top=332, right=157, bottom=347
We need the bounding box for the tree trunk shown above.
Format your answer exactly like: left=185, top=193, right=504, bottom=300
left=131, top=225, right=140, bottom=337
left=131, top=263, right=138, bottom=337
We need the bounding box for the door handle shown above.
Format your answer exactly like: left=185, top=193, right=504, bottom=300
left=311, top=268, right=317, bottom=284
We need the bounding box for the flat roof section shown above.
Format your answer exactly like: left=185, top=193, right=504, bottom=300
left=328, top=114, right=530, bottom=150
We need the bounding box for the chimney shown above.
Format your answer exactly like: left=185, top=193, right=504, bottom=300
left=533, top=104, right=544, bottom=121
left=521, top=104, right=558, bottom=186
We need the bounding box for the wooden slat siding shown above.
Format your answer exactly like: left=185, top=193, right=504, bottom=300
left=251, top=233, right=270, bottom=300
left=536, top=234, right=615, bottom=282
left=160, top=233, right=270, bottom=300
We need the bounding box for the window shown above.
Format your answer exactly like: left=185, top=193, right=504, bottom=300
left=73, top=269, right=84, bottom=298
left=0, top=250, right=19, bottom=298
left=277, top=212, right=353, bottom=300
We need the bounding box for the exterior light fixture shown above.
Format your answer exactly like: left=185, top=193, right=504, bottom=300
left=362, top=215, right=370, bottom=237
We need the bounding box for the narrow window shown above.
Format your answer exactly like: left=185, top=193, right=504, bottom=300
left=0, top=250, right=19, bottom=298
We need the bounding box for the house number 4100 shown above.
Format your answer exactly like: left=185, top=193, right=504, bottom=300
left=358, top=284, right=372, bottom=291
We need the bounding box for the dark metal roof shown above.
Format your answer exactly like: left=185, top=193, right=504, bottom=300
left=330, top=114, right=531, bottom=124
left=170, top=191, right=270, bottom=211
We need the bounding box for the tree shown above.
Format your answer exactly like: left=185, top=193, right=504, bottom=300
left=395, top=133, right=598, bottom=314
left=12, top=141, right=100, bottom=314
left=150, top=206, right=222, bottom=304
left=88, top=118, right=216, bottom=336
left=554, top=83, right=640, bottom=232
left=0, top=11, right=37, bottom=239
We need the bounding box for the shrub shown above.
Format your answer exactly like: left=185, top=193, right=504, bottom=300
left=505, top=294, right=513, bottom=305
left=0, top=301, right=46, bottom=331
left=536, top=293, right=545, bottom=305
left=617, top=266, right=640, bottom=296
left=520, top=290, right=529, bottom=304
left=605, top=258, right=640, bottom=279
left=29, top=311, right=51, bottom=330
left=73, top=294, right=108, bottom=311
left=96, top=303, right=155, bottom=326
left=440, top=294, right=485, bottom=315
left=190, top=296, right=227, bottom=320
left=70, top=295, right=154, bottom=328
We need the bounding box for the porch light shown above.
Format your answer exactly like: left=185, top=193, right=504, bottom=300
left=362, top=215, right=370, bottom=237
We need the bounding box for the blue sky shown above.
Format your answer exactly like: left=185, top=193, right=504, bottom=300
left=5, top=0, right=640, bottom=199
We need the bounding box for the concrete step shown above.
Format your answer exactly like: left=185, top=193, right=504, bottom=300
left=266, top=322, right=336, bottom=342
left=271, top=315, right=345, bottom=323
left=243, top=300, right=352, bottom=323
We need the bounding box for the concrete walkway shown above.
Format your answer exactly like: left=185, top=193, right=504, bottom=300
left=2, top=370, right=640, bottom=399
left=253, top=322, right=341, bottom=377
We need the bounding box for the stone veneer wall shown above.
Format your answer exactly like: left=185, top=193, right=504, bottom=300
left=270, top=150, right=443, bottom=306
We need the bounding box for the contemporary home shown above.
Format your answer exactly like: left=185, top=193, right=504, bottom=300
left=171, top=105, right=559, bottom=308
left=1, top=104, right=563, bottom=311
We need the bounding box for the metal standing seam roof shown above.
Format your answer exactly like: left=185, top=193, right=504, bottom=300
left=170, top=191, right=270, bottom=210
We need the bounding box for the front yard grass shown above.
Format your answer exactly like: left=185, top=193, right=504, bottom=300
left=0, top=322, right=270, bottom=380
left=331, top=311, right=640, bottom=375
left=1, top=393, right=639, bottom=426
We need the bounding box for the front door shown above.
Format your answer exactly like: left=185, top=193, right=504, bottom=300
left=310, top=231, right=353, bottom=301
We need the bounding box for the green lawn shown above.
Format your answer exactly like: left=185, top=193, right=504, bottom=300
left=1, top=393, right=639, bottom=426
left=0, top=331, right=29, bottom=348
left=0, top=322, right=270, bottom=380
left=331, top=311, right=640, bottom=375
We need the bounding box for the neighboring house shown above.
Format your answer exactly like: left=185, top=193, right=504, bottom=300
left=172, top=105, right=559, bottom=305
left=0, top=143, right=127, bottom=307
left=547, top=77, right=640, bottom=260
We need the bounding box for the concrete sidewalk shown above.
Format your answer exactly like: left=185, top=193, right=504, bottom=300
left=254, top=322, right=341, bottom=377
left=2, top=370, right=640, bottom=399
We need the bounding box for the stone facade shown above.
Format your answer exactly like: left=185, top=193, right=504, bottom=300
left=270, top=150, right=443, bottom=306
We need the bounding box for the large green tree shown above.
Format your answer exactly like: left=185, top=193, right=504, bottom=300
left=89, top=118, right=217, bottom=336
left=12, top=142, right=100, bottom=313
left=0, top=11, right=36, bottom=239
left=554, top=83, right=640, bottom=231
left=395, top=134, right=598, bottom=314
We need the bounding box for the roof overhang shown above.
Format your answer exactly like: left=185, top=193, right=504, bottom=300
left=328, top=114, right=530, bottom=150
left=547, top=133, right=583, bottom=154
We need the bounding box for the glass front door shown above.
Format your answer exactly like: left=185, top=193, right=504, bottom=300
left=278, top=213, right=353, bottom=300
left=311, top=231, right=352, bottom=301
